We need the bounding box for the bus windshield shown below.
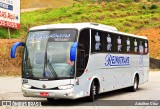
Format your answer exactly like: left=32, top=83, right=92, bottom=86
left=22, top=29, right=77, bottom=80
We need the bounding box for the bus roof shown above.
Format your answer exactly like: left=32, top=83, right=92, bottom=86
left=29, top=22, right=147, bottom=40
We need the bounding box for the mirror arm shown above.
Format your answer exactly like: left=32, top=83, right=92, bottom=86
left=70, top=42, right=78, bottom=61
left=10, top=42, right=25, bottom=58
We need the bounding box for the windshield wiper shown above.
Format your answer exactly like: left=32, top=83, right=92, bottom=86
left=46, top=59, right=58, bottom=78
left=44, top=51, right=58, bottom=78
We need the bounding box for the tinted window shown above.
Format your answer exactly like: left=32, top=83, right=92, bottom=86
left=126, top=37, right=131, bottom=53
left=104, top=33, right=114, bottom=52
left=91, top=29, right=148, bottom=55
left=144, top=40, right=149, bottom=54
left=131, top=38, right=149, bottom=55
left=115, top=35, right=125, bottom=53
left=91, top=30, right=104, bottom=52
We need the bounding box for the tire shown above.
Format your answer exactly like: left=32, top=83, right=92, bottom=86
left=88, top=81, right=98, bottom=102
left=130, top=76, right=139, bottom=92
left=47, top=98, right=55, bottom=102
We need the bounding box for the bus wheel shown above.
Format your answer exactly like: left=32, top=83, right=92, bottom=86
left=88, top=81, right=98, bottom=102
left=47, top=98, right=55, bottom=102
left=130, top=76, right=139, bottom=92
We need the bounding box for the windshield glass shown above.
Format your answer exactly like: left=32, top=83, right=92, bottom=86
left=22, top=29, right=77, bottom=80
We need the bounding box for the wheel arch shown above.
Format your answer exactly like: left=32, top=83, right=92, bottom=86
left=89, top=77, right=100, bottom=94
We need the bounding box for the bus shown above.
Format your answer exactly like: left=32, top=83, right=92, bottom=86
left=10, top=23, right=149, bottom=101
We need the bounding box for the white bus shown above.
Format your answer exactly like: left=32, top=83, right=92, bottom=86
left=11, top=23, right=149, bottom=101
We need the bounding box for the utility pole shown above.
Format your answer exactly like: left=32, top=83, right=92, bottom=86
left=8, top=28, right=10, bottom=39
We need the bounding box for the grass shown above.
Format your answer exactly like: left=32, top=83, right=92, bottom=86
left=20, top=0, right=77, bottom=9
left=0, top=39, right=22, bottom=76
left=0, top=29, right=8, bottom=39
left=3, top=2, right=158, bottom=38
left=0, top=2, right=160, bottom=38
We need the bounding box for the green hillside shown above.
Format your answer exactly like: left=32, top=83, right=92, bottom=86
left=0, top=1, right=160, bottom=38
left=20, top=0, right=77, bottom=9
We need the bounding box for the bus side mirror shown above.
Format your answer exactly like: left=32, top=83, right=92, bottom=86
left=10, top=42, right=25, bottom=58
left=70, top=42, right=78, bottom=61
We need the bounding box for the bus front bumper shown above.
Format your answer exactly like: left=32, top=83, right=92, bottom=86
left=22, top=86, right=79, bottom=99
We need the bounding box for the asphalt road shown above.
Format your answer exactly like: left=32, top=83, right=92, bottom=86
left=0, top=71, right=160, bottom=109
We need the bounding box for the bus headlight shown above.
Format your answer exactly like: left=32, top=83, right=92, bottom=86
left=22, top=84, right=31, bottom=89
left=58, top=85, right=73, bottom=90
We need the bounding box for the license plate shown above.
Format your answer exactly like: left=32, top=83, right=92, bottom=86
left=40, top=92, right=49, bottom=96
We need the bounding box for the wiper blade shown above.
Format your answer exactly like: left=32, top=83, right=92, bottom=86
left=46, top=59, right=58, bottom=78
left=44, top=43, right=58, bottom=78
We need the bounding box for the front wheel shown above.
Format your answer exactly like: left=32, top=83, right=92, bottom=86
left=88, top=81, right=98, bottom=102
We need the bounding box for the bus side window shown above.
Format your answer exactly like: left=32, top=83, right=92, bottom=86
left=139, top=39, right=144, bottom=54
left=115, top=35, right=127, bottom=53
left=104, top=33, right=113, bottom=52
left=144, top=40, right=148, bottom=54
left=130, top=37, right=134, bottom=54
left=91, top=30, right=103, bottom=53
left=133, top=38, right=138, bottom=54
left=126, top=37, right=131, bottom=53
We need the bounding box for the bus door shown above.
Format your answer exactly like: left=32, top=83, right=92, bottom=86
left=76, top=44, right=85, bottom=77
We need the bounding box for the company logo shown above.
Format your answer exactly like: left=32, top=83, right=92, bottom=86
left=2, top=101, right=11, bottom=106
left=1, top=100, right=42, bottom=106
left=105, top=54, right=130, bottom=66
left=42, top=84, right=46, bottom=88
left=29, top=33, right=71, bottom=41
